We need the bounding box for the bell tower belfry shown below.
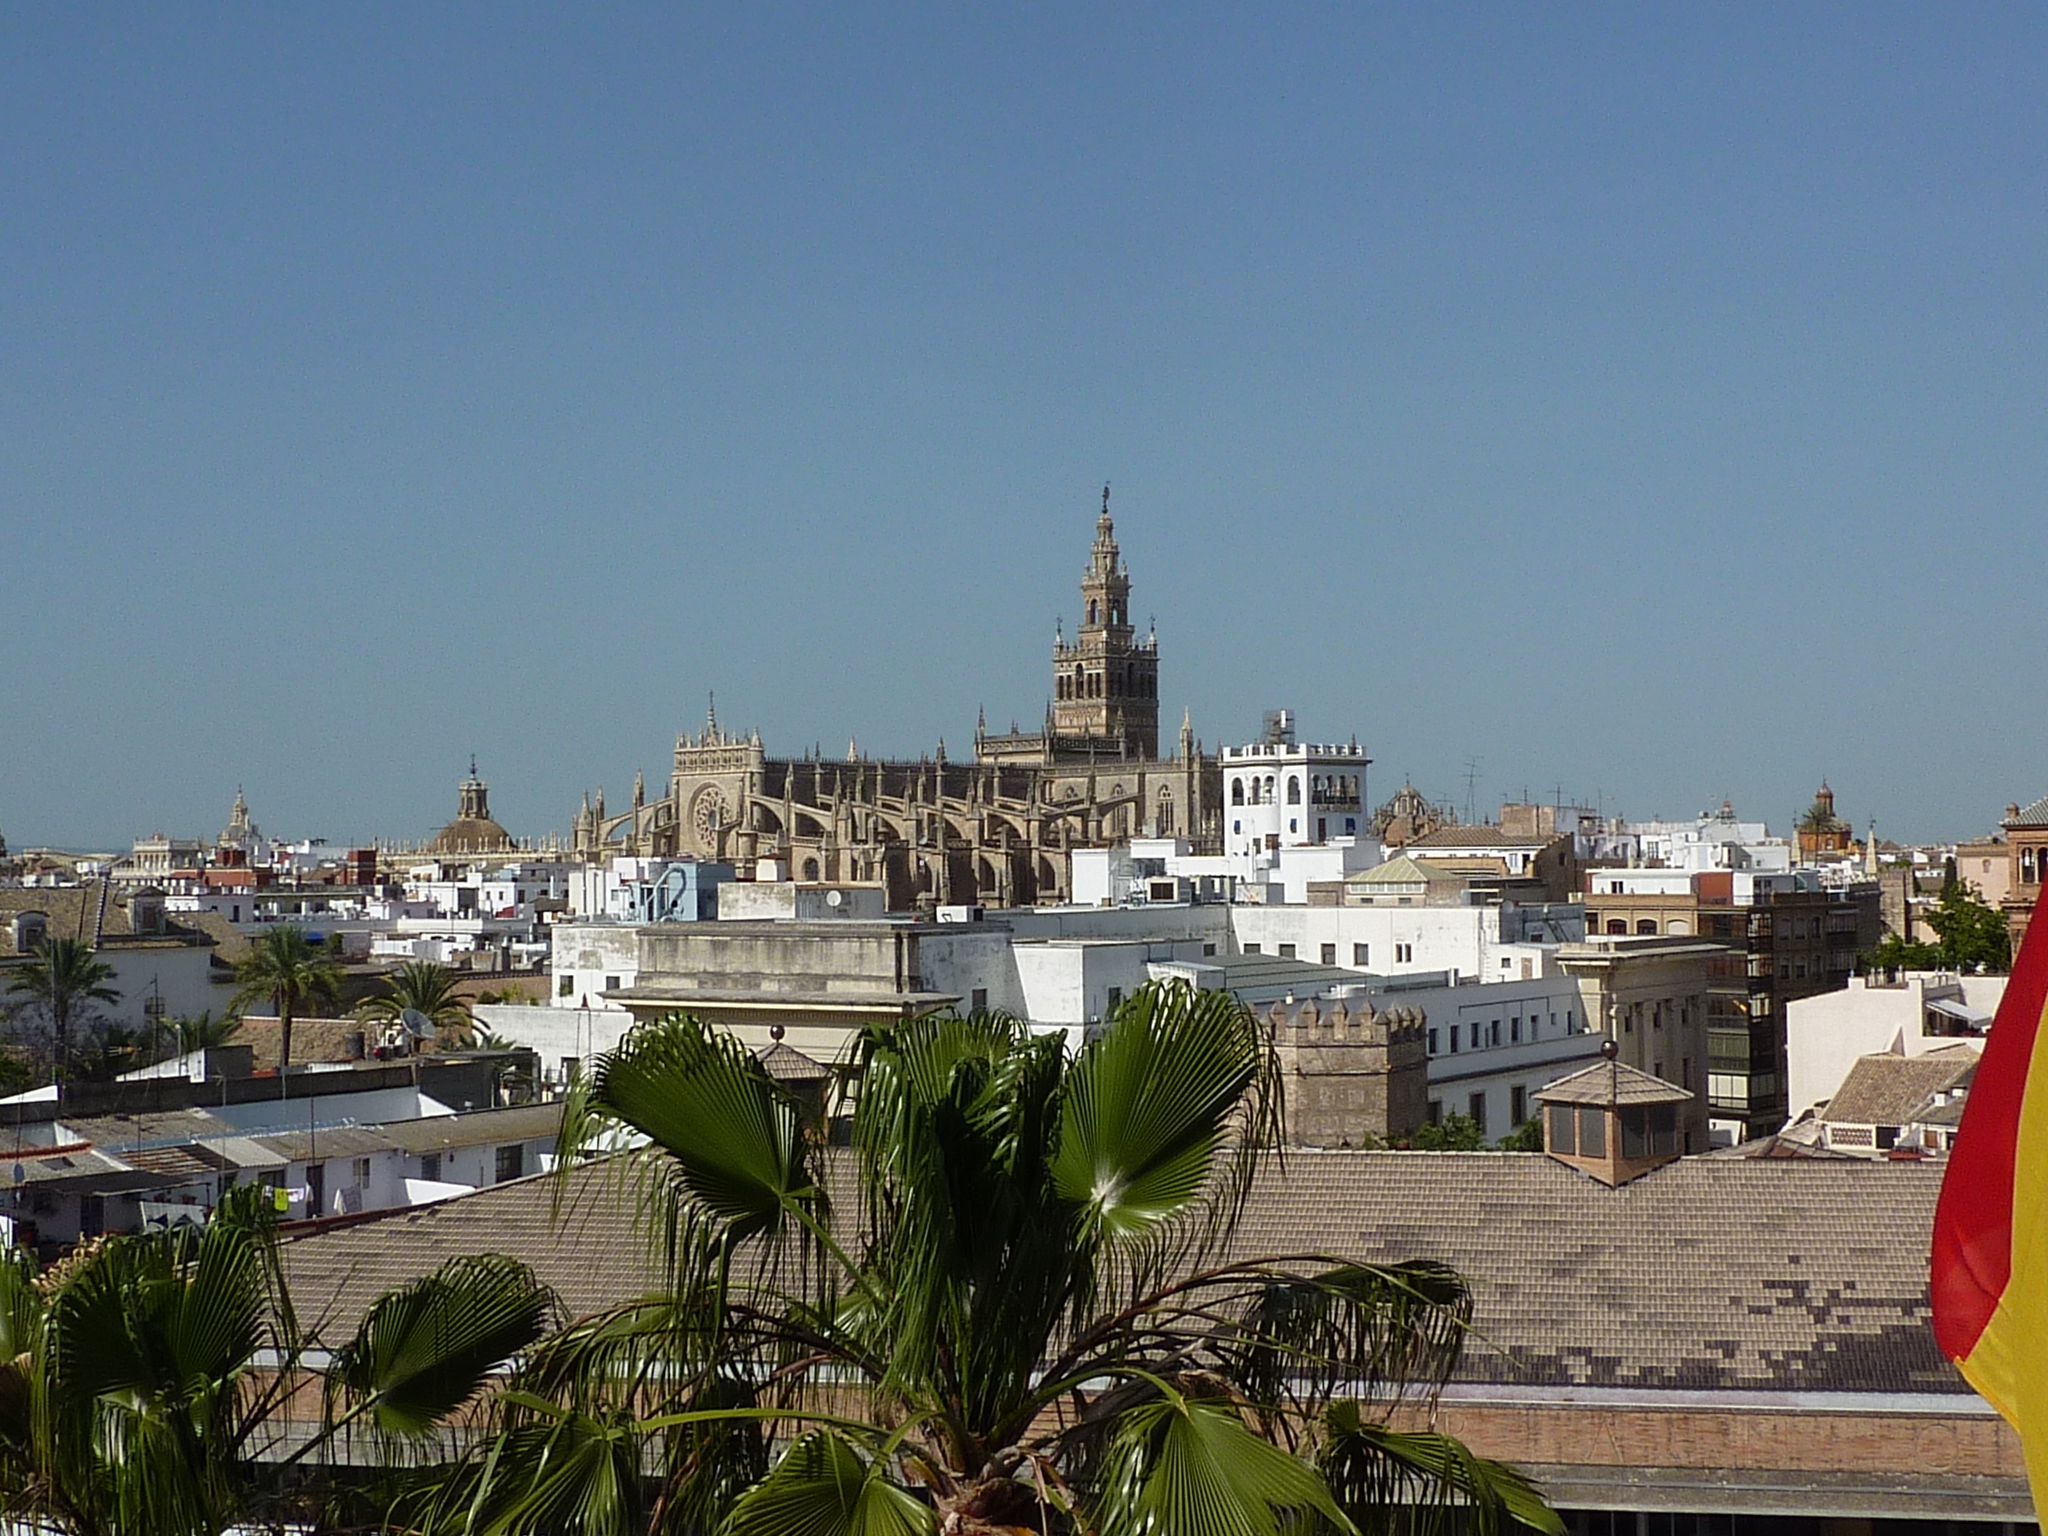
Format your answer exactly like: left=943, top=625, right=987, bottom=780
left=1051, top=487, right=1158, bottom=759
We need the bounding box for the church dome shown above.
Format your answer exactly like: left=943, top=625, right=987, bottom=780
left=430, top=763, right=515, bottom=855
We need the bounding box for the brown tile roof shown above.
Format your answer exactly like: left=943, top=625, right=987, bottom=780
left=754, top=1041, right=832, bottom=1082
left=1535, top=1059, right=1693, bottom=1107
left=1819, top=1048, right=1977, bottom=1128
left=282, top=1152, right=1958, bottom=1395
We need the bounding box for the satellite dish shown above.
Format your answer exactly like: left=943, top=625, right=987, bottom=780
left=399, top=1008, right=435, bottom=1039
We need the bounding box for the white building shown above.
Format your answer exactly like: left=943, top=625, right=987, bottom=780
left=1626, top=806, right=1793, bottom=874
left=1220, top=713, right=1371, bottom=858
left=1784, top=971, right=2005, bottom=1123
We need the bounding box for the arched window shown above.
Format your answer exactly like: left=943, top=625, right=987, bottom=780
left=1264, top=776, right=1275, bottom=803
left=1636, top=919, right=1658, bottom=935
left=1087, top=599, right=1098, bottom=625
left=2028, top=848, right=2039, bottom=883
left=1287, top=777, right=1301, bottom=805
left=1606, top=919, right=1628, bottom=935
left=1232, top=779, right=1245, bottom=806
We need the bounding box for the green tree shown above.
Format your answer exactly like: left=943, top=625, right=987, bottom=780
left=436, top=981, right=1561, bottom=1536
left=4, top=936, right=120, bottom=1082
left=230, top=926, right=342, bottom=1071
left=360, top=959, right=475, bottom=1046
left=1495, top=1118, right=1547, bottom=1152
left=1860, top=881, right=2012, bottom=978
left=0, top=1189, right=555, bottom=1536
left=1859, top=933, right=1942, bottom=975
left=1924, top=880, right=2011, bottom=973
left=1407, top=1112, right=1487, bottom=1151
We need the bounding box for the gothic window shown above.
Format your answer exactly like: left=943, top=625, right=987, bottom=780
left=1287, top=777, right=1301, bottom=805
left=1232, top=779, right=1245, bottom=806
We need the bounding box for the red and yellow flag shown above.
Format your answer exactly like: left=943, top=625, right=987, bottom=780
left=1932, top=909, right=2048, bottom=1505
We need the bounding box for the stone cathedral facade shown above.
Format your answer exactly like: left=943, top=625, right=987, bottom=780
left=575, top=493, right=1222, bottom=908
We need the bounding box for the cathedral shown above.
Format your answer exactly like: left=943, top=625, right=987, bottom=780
left=575, top=492, right=1222, bottom=908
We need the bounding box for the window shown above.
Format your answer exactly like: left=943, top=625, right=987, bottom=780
left=420, top=1153, right=441, bottom=1181
left=557, top=973, right=574, bottom=997
left=495, top=1145, right=526, bottom=1183
left=1427, top=1100, right=1443, bottom=1125
left=604, top=975, right=620, bottom=992
left=1547, top=1104, right=1575, bottom=1153
left=1511, top=1085, right=1527, bottom=1125
left=1576, top=1107, right=1606, bottom=1157
left=1353, top=943, right=1369, bottom=965
left=1606, top=919, right=1627, bottom=935
left=1636, top=919, right=1658, bottom=935
left=1202, top=943, right=1216, bottom=957
left=1315, top=943, right=1334, bottom=965
left=1286, top=777, right=1301, bottom=805
left=1243, top=943, right=1261, bottom=955
left=1511, top=1017, right=1521, bottom=1043
left=1681, top=1055, right=1692, bottom=1089
left=1469, top=1021, right=1481, bottom=1050
left=1105, top=987, right=1123, bottom=1013
left=1654, top=1060, right=1664, bottom=1080
left=1448, top=1028, right=1458, bottom=1054
left=1488, top=1020, right=1500, bottom=1046
left=970, top=988, right=988, bottom=1013
left=1395, top=943, right=1413, bottom=964
left=354, top=1157, right=371, bottom=1187
left=1232, top=779, right=1245, bottom=806
left=1278, top=943, right=1297, bottom=959
left=1468, top=1093, right=1487, bottom=1133
left=1428, top=1028, right=1440, bottom=1055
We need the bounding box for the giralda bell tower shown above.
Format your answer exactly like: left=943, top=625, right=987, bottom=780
left=1051, top=487, right=1159, bottom=759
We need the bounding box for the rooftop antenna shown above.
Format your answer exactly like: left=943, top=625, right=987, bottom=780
left=1462, top=757, right=1482, bottom=827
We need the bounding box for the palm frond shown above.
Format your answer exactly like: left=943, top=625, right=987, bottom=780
left=1318, top=1403, right=1563, bottom=1536
left=1094, top=1391, right=1353, bottom=1536
left=334, top=1254, right=555, bottom=1438
left=721, top=1430, right=935, bottom=1536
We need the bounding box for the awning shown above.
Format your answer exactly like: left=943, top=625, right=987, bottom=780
left=1927, top=998, right=1992, bottom=1026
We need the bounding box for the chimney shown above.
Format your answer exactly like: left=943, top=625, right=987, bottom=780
left=1534, top=1040, right=1690, bottom=1186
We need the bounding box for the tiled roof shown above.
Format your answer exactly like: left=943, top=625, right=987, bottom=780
left=2005, top=793, right=2048, bottom=829
left=60, top=1108, right=241, bottom=1149
left=1535, top=1059, right=1693, bottom=1107
left=1347, top=855, right=1434, bottom=886
left=253, top=1125, right=404, bottom=1162
left=1819, top=1048, right=1977, bottom=1128
left=282, top=1152, right=1959, bottom=1395
left=379, top=1103, right=563, bottom=1154
left=754, top=1042, right=832, bottom=1082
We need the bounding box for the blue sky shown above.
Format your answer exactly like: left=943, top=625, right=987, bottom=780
left=5, top=6, right=2045, bottom=850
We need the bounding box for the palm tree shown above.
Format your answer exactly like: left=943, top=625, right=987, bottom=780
left=4, top=936, right=120, bottom=1082
left=0, top=1187, right=555, bottom=1536
left=360, top=959, right=474, bottom=1046
left=230, top=925, right=342, bottom=1072
left=164, top=1006, right=242, bottom=1057
left=438, top=981, right=1561, bottom=1536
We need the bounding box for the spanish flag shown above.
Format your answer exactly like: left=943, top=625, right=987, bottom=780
left=1932, top=909, right=2048, bottom=1506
